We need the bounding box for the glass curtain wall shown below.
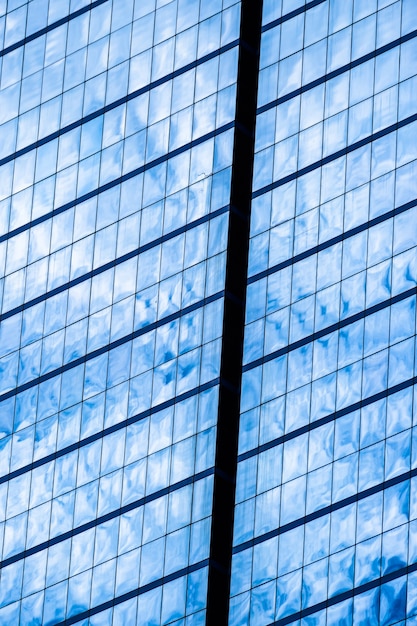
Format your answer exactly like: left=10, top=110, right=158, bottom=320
left=230, top=0, right=417, bottom=624
left=0, top=0, right=241, bottom=623
left=2, top=0, right=417, bottom=625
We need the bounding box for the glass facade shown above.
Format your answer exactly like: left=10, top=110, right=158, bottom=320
left=230, top=0, right=417, bottom=625
left=0, top=0, right=241, bottom=623
left=0, top=0, right=416, bottom=625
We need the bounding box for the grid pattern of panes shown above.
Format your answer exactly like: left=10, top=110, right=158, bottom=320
left=230, top=0, right=417, bottom=624
left=0, top=0, right=240, bottom=623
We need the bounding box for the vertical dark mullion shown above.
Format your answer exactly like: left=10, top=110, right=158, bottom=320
left=206, top=1, right=263, bottom=624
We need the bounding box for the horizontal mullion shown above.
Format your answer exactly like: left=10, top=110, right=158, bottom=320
left=0, top=121, right=234, bottom=245
left=243, top=287, right=417, bottom=372
left=0, top=40, right=239, bottom=170
left=0, top=378, right=220, bottom=487
left=252, top=112, right=417, bottom=199
left=238, top=375, right=417, bottom=464
left=0, top=205, right=229, bottom=324
left=269, top=561, right=417, bottom=625
left=0, top=291, right=224, bottom=404
left=234, top=465, right=417, bottom=554
left=0, top=467, right=215, bottom=570
left=57, top=558, right=210, bottom=626
left=0, top=0, right=108, bottom=58
left=261, top=0, right=327, bottom=33
left=247, top=196, right=417, bottom=285
left=257, top=28, right=417, bottom=115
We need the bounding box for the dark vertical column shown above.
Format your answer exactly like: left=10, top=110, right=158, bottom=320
left=205, top=1, right=263, bottom=624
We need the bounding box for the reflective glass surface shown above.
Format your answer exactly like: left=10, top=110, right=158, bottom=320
left=1, top=0, right=417, bottom=624
left=230, top=0, right=417, bottom=625
left=0, top=0, right=240, bottom=623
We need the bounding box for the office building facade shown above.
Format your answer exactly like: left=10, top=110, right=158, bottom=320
left=230, top=0, right=417, bottom=624
left=0, top=0, right=416, bottom=624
